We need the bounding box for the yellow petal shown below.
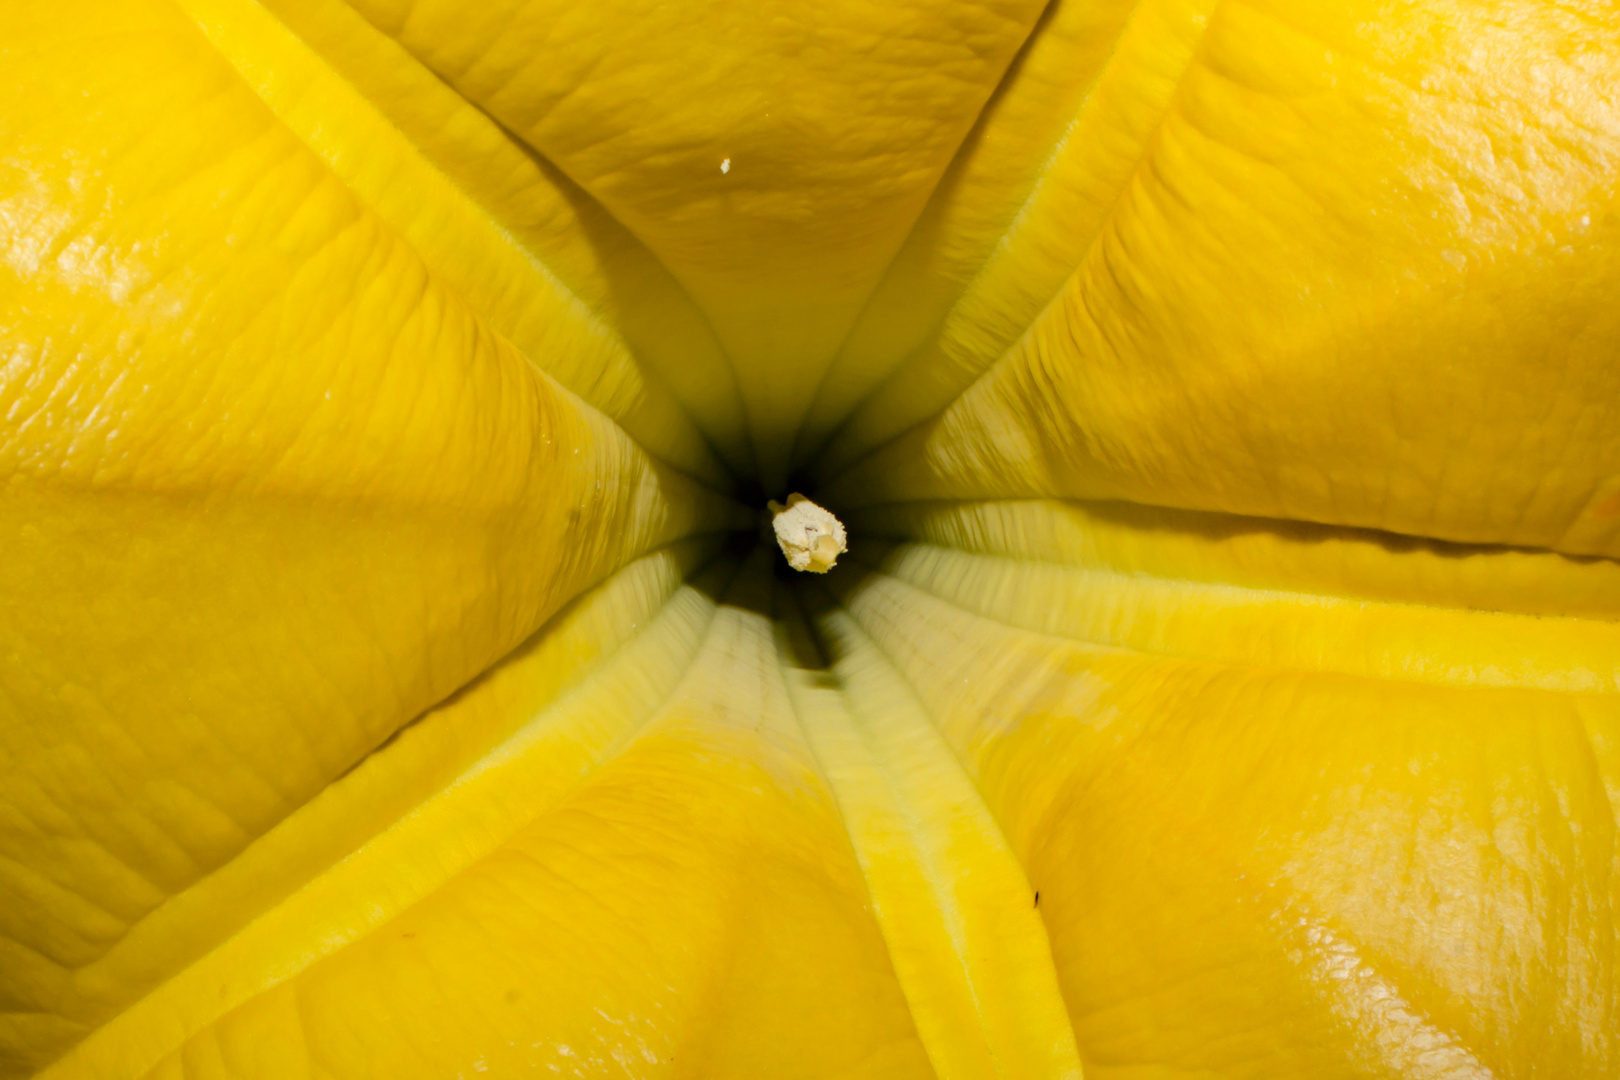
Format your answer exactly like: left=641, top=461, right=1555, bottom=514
left=207, top=0, right=755, bottom=478
left=826, top=0, right=1620, bottom=557
left=782, top=589, right=1081, bottom=1080
left=833, top=498, right=1620, bottom=1075
left=46, top=555, right=946, bottom=1079
left=325, top=0, right=1056, bottom=483
left=0, top=3, right=737, bottom=1070
left=3, top=0, right=1618, bottom=1076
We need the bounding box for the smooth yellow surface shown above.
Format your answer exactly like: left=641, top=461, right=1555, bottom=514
left=2, top=0, right=1617, bottom=1077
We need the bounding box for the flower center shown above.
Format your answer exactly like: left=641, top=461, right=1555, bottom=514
left=766, top=494, right=847, bottom=573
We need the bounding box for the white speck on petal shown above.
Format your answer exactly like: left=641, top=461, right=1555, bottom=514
left=720, top=158, right=731, bottom=174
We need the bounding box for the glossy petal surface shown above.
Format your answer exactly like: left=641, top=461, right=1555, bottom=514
left=2, top=0, right=1617, bottom=1078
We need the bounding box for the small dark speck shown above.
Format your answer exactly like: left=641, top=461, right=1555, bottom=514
left=402, top=932, right=416, bottom=939
left=1033, top=891, right=1040, bottom=908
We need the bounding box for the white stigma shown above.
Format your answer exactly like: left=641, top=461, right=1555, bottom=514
left=767, top=494, right=846, bottom=573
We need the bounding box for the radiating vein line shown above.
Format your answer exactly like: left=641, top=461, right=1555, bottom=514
left=775, top=581, right=1083, bottom=1080
left=181, top=0, right=746, bottom=486
left=812, top=0, right=1225, bottom=490
left=844, top=543, right=1620, bottom=694
left=33, top=553, right=740, bottom=1080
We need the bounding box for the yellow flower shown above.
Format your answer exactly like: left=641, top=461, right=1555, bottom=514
left=3, top=0, right=1617, bottom=1076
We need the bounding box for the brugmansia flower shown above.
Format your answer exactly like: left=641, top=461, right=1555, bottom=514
left=3, top=0, right=1617, bottom=1075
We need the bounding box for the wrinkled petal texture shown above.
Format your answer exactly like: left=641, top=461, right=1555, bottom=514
left=1, top=0, right=1617, bottom=1078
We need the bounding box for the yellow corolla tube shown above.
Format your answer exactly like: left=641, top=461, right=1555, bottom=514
left=1, top=0, right=1617, bottom=1077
